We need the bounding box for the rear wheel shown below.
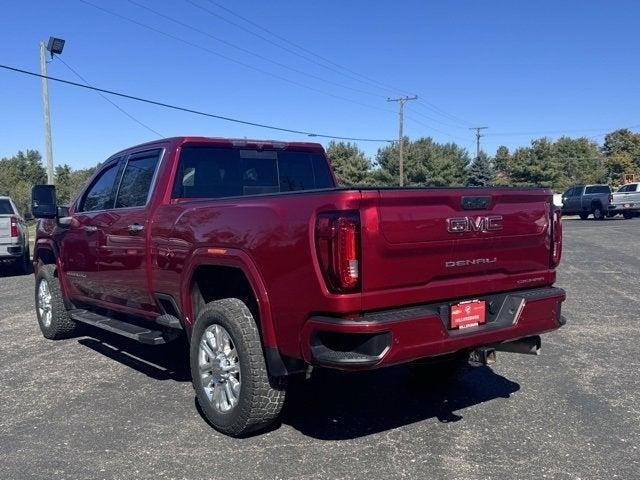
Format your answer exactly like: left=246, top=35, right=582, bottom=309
left=190, top=298, right=286, bottom=436
left=579, top=212, right=589, bottom=220
left=623, top=211, right=634, bottom=220
left=35, top=263, right=78, bottom=339
left=592, top=204, right=606, bottom=220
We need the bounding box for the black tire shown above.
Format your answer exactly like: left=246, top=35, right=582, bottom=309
left=35, top=263, right=78, bottom=339
left=623, top=211, right=634, bottom=220
left=579, top=212, right=589, bottom=220
left=592, top=204, right=606, bottom=220
left=190, top=298, right=286, bottom=436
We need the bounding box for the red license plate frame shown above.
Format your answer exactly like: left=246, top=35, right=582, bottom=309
left=450, top=300, right=486, bottom=329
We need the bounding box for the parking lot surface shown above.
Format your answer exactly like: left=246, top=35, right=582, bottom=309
left=1, top=218, right=638, bottom=480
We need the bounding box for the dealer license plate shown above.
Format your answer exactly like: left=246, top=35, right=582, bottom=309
left=450, top=300, right=486, bottom=329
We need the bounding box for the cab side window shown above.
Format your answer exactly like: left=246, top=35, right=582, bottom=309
left=79, top=161, right=121, bottom=212
left=114, top=150, right=161, bottom=209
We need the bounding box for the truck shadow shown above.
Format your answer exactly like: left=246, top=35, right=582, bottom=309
left=76, top=329, right=520, bottom=439
left=77, top=329, right=191, bottom=382
left=281, top=365, right=520, bottom=440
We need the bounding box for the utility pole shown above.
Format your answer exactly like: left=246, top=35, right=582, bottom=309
left=40, top=41, right=54, bottom=185
left=470, top=127, right=488, bottom=160
left=387, top=95, right=418, bottom=186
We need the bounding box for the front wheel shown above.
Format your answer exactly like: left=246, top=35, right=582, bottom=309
left=579, top=212, right=589, bottom=220
left=190, top=298, right=286, bottom=437
left=35, top=263, right=78, bottom=339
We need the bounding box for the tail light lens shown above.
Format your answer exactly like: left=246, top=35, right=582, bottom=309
left=550, top=207, right=562, bottom=268
left=315, top=211, right=361, bottom=293
left=10, top=216, right=18, bottom=238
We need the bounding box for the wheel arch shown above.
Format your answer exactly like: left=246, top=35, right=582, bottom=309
left=181, top=247, right=277, bottom=349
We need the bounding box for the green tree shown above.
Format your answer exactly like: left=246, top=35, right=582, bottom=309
left=602, top=129, right=640, bottom=182
left=466, top=151, right=495, bottom=186
left=554, top=136, right=606, bottom=189
left=376, top=137, right=470, bottom=186
left=325, top=141, right=372, bottom=186
left=55, top=164, right=96, bottom=204
left=494, top=146, right=511, bottom=185
left=506, top=138, right=562, bottom=187
left=0, top=150, right=47, bottom=217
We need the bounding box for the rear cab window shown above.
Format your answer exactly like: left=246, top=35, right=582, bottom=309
left=0, top=199, right=15, bottom=215
left=172, top=146, right=335, bottom=199
left=585, top=185, right=611, bottom=195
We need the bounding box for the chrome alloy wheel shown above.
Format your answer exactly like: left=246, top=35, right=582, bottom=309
left=37, top=279, right=53, bottom=328
left=198, top=324, right=241, bottom=413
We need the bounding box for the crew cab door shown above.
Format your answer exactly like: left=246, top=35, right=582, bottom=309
left=563, top=187, right=582, bottom=213
left=61, top=158, right=123, bottom=301
left=95, top=149, right=163, bottom=315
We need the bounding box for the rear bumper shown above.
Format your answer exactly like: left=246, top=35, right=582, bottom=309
left=300, top=287, right=566, bottom=369
left=609, top=204, right=640, bottom=213
left=0, top=243, right=23, bottom=259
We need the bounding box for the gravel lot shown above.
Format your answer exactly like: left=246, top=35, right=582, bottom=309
left=1, top=217, right=638, bottom=480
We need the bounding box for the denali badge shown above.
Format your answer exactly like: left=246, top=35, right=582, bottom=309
left=447, top=215, right=503, bottom=233
left=446, top=257, right=497, bottom=268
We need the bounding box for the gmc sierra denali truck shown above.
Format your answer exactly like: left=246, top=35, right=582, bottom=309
left=31, top=136, right=565, bottom=436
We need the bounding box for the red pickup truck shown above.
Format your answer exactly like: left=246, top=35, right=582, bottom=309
left=31, top=136, right=565, bottom=436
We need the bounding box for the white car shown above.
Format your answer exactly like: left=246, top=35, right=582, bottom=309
left=0, top=196, right=30, bottom=273
left=609, top=183, right=640, bottom=219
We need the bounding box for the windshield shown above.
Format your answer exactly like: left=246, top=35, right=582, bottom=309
left=172, top=146, right=335, bottom=199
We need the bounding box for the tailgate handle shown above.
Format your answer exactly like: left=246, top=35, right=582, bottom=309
left=462, top=196, right=491, bottom=210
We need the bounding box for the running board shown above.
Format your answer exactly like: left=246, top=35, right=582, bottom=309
left=68, top=309, right=168, bottom=345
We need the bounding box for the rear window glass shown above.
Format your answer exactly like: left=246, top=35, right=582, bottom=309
left=585, top=185, right=611, bottom=194
left=172, top=146, right=334, bottom=199
left=0, top=199, right=13, bottom=214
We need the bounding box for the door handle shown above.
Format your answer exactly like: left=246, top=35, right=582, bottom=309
left=84, top=225, right=98, bottom=233
left=128, top=223, right=144, bottom=234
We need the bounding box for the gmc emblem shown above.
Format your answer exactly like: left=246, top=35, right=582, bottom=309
left=447, top=215, right=503, bottom=233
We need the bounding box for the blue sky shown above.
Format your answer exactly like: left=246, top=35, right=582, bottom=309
left=1, top=0, right=638, bottom=169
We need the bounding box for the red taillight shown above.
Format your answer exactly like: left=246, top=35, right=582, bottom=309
left=315, top=211, right=360, bottom=293
left=550, top=207, right=562, bottom=268
left=10, top=216, right=18, bottom=238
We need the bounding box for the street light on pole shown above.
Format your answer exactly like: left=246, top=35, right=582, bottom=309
left=40, top=36, right=65, bottom=185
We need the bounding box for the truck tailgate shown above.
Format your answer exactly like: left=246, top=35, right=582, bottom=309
left=360, top=188, right=553, bottom=309
left=0, top=216, right=10, bottom=242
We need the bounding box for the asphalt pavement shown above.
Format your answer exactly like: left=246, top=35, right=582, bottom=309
left=1, top=217, right=638, bottom=480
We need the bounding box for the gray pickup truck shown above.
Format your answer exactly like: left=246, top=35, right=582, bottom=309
left=561, top=184, right=612, bottom=220
left=609, top=183, right=640, bottom=219
left=0, top=196, right=30, bottom=273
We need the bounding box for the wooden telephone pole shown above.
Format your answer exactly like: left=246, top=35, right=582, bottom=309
left=387, top=95, right=418, bottom=186
left=470, top=126, right=488, bottom=160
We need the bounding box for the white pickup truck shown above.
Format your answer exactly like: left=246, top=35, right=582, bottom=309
left=0, top=196, right=30, bottom=273
left=609, top=183, right=640, bottom=219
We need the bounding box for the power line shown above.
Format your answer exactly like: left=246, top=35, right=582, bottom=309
left=126, top=0, right=383, bottom=99
left=199, top=0, right=476, bottom=127
left=78, top=0, right=396, bottom=117
left=186, top=0, right=393, bottom=96
left=0, top=64, right=393, bottom=143
left=53, top=56, right=163, bottom=137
